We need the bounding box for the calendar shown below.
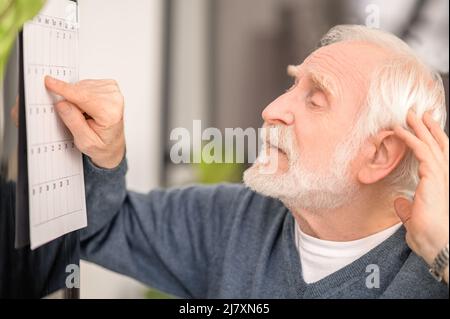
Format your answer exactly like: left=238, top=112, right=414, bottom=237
left=21, top=0, right=87, bottom=249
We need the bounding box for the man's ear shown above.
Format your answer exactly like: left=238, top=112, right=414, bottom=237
left=357, top=130, right=407, bottom=185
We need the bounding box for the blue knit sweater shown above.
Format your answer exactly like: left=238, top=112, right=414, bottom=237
left=80, top=157, right=449, bottom=299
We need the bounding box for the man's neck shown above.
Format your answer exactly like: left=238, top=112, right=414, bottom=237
left=292, top=188, right=402, bottom=241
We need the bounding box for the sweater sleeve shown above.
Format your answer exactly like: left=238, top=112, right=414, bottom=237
left=80, top=155, right=245, bottom=298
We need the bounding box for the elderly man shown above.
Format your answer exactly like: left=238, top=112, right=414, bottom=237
left=44, top=25, right=448, bottom=298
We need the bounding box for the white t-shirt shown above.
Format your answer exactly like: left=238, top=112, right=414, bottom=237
left=294, top=221, right=402, bottom=284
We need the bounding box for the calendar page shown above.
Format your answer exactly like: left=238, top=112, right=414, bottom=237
left=22, top=0, right=86, bottom=249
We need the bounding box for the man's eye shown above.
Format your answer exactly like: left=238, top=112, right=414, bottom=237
left=308, top=91, right=327, bottom=109
left=308, top=100, right=322, bottom=109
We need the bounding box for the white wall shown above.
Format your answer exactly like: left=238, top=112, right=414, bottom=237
left=77, top=0, right=163, bottom=298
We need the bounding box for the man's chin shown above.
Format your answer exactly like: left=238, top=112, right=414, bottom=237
left=243, top=163, right=360, bottom=212
left=243, top=164, right=287, bottom=198
left=243, top=165, right=306, bottom=211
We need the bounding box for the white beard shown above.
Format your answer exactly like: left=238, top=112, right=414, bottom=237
left=243, top=124, right=361, bottom=212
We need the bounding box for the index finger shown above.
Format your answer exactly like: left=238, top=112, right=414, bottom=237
left=393, top=125, right=429, bottom=163
left=423, top=111, right=449, bottom=157
left=45, top=76, right=86, bottom=105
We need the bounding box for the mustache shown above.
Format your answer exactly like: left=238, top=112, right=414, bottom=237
left=261, top=124, right=296, bottom=159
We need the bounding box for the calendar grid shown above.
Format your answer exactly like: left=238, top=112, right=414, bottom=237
left=34, top=209, right=83, bottom=227
left=32, top=173, right=81, bottom=187
left=28, top=64, right=77, bottom=69
left=23, top=0, right=87, bottom=249
left=30, top=138, right=73, bottom=148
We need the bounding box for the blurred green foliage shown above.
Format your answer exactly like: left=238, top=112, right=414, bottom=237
left=0, top=0, right=45, bottom=81
left=144, top=288, right=176, bottom=299
left=195, top=160, right=244, bottom=184
left=195, top=142, right=245, bottom=184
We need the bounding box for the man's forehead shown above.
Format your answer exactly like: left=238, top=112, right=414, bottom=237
left=306, top=44, right=367, bottom=76
left=305, top=41, right=388, bottom=67
left=294, top=41, right=389, bottom=97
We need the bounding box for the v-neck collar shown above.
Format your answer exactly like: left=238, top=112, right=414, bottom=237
left=282, top=212, right=410, bottom=298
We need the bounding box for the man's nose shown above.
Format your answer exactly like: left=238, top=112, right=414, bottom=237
left=261, top=95, right=295, bottom=125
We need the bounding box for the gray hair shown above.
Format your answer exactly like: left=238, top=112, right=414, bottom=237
left=319, top=25, right=447, bottom=197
